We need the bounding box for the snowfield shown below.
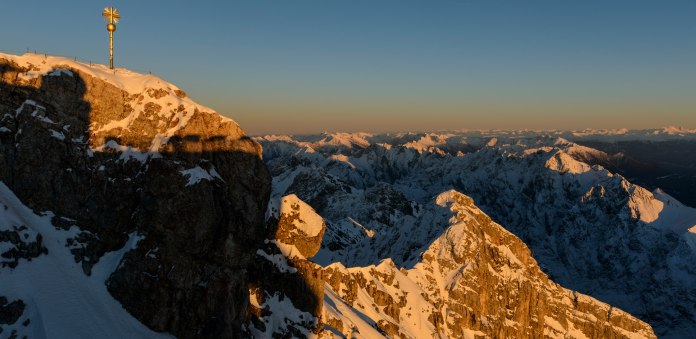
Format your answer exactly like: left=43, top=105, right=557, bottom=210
left=0, top=182, right=172, bottom=338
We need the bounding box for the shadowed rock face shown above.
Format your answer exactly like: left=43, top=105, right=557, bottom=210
left=0, top=56, right=271, bottom=338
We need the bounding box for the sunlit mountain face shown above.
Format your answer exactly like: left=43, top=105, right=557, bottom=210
left=255, top=130, right=696, bottom=338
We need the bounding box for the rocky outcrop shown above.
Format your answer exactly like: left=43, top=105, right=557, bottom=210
left=0, top=296, right=26, bottom=338
left=248, top=194, right=326, bottom=337
left=0, top=225, right=47, bottom=269
left=273, top=194, right=326, bottom=258
left=0, top=53, right=271, bottom=338
left=320, top=191, right=656, bottom=338
left=0, top=297, right=25, bottom=326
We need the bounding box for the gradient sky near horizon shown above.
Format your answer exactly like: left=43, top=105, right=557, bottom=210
left=1, top=1, right=695, bottom=135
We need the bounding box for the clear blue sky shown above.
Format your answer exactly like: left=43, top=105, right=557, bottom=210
left=1, top=0, right=695, bottom=135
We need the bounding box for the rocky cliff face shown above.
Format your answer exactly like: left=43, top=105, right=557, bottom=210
left=0, top=53, right=271, bottom=338
left=319, top=191, right=654, bottom=338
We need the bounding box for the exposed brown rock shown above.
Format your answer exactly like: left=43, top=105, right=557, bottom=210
left=274, top=194, right=326, bottom=258
left=319, top=191, right=656, bottom=339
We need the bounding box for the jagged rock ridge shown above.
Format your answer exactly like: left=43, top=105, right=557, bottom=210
left=257, top=132, right=696, bottom=338
left=250, top=192, right=655, bottom=338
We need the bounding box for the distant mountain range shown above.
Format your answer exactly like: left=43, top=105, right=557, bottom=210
left=257, top=131, right=696, bottom=338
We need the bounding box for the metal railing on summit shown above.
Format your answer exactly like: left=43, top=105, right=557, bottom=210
left=0, top=48, right=155, bottom=77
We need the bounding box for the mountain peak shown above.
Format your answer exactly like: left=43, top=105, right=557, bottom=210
left=1, top=52, right=272, bottom=338
left=1, top=52, right=210, bottom=107
left=1, top=52, right=253, bottom=160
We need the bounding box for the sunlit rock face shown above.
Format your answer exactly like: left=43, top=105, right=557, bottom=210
left=242, top=190, right=655, bottom=338
left=274, top=194, right=327, bottom=258
left=319, top=191, right=655, bottom=338
left=0, top=53, right=271, bottom=338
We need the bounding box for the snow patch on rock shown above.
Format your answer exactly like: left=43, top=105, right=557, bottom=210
left=179, top=165, right=223, bottom=186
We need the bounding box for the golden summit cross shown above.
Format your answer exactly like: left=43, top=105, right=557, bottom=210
left=101, top=6, right=121, bottom=69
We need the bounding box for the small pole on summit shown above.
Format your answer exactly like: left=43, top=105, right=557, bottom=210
left=102, top=6, right=121, bottom=69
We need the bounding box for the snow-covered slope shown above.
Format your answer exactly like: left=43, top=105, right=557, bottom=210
left=0, top=182, right=171, bottom=338
left=257, top=131, right=696, bottom=338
